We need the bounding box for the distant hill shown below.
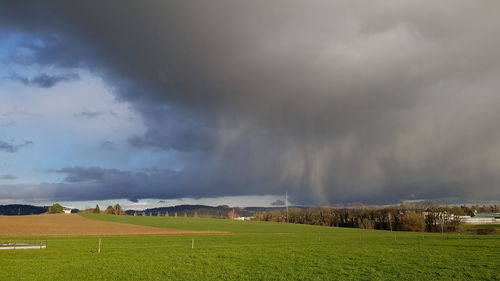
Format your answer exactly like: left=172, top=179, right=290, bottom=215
left=124, top=204, right=307, bottom=218
left=125, top=204, right=244, bottom=217
left=244, top=206, right=307, bottom=212
left=0, top=204, right=48, bottom=215
left=0, top=204, right=306, bottom=217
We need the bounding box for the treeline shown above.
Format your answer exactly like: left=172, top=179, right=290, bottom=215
left=84, top=204, right=241, bottom=218
left=253, top=203, right=498, bottom=233
left=127, top=205, right=254, bottom=218
left=79, top=204, right=123, bottom=215
left=104, top=204, right=123, bottom=215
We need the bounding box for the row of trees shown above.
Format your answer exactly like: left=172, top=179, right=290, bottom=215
left=132, top=210, right=199, bottom=217
left=105, top=204, right=123, bottom=215
left=89, top=204, right=123, bottom=215
left=253, top=203, right=497, bottom=232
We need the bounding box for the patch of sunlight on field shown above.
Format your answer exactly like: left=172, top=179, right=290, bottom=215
left=80, top=213, right=358, bottom=233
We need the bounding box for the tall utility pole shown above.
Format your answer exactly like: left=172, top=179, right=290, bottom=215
left=285, top=192, right=289, bottom=222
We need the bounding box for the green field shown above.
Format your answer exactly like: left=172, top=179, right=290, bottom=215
left=1, top=214, right=499, bottom=281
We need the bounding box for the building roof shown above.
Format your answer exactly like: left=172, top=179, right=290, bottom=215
left=474, top=213, right=499, bottom=218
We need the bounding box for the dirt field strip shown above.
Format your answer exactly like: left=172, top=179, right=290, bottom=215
left=0, top=214, right=225, bottom=237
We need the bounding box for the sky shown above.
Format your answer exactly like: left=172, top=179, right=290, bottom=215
left=0, top=1, right=499, bottom=209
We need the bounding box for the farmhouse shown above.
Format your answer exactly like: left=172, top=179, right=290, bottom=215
left=423, top=211, right=500, bottom=225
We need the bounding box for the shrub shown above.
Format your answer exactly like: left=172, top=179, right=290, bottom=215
left=401, top=212, right=425, bottom=232
left=105, top=205, right=115, bottom=214
left=48, top=203, right=64, bottom=214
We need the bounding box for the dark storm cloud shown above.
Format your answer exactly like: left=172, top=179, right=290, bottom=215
left=54, top=167, right=123, bottom=183
left=1, top=1, right=500, bottom=204
left=35, top=166, right=274, bottom=203
left=9, top=72, right=80, bottom=88
left=0, top=140, right=33, bottom=153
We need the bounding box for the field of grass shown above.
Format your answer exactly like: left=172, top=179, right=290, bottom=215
left=1, top=214, right=499, bottom=281
left=80, top=213, right=350, bottom=233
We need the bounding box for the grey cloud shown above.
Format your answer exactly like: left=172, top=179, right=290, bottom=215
left=0, top=174, right=17, bottom=180
left=129, top=126, right=215, bottom=152
left=99, top=140, right=115, bottom=151
left=0, top=140, right=33, bottom=153
left=54, top=167, right=126, bottom=183
left=0, top=164, right=492, bottom=205
left=1, top=1, right=500, bottom=204
left=75, top=110, right=117, bottom=120
left=0, top=112, right=16, bottom=127
left=9, top=72, right=80, bottom=88
left=74, top=111, right=103, bottom=119
left=43, top=166, right=255, bottom=202
left=128, top=103, right=217, bottom=151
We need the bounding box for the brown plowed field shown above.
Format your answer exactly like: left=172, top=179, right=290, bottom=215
left=0, top=214, right=221, bottom=237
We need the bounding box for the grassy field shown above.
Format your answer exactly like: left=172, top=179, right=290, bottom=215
left=1, top=214, right=498, bottom=281
left=80, top=213, right=350, bottom=233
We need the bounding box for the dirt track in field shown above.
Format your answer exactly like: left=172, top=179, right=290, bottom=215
left=0, top=214, right=222, bottom=237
